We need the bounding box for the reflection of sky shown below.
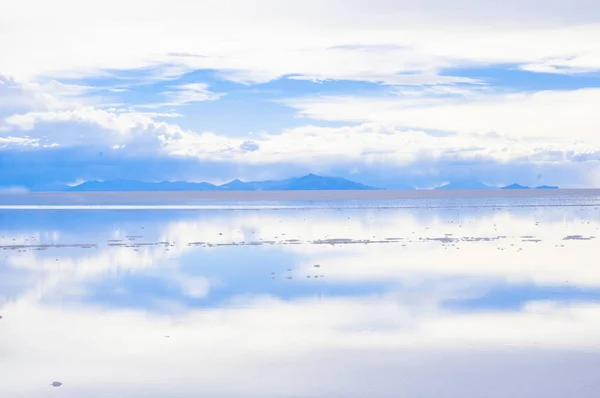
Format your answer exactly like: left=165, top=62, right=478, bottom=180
left=1, top=199, right=600, bottom=397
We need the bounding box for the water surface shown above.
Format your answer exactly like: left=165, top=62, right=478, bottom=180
left=1, top=194, right=600, bottom=397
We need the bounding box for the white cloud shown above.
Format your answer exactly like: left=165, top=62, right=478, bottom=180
left=2, top=79, right=599, bottom=187
left=0, top=77, right=103, bottom=113
left=134, top=83, right=223, bottom=109
left=1, top=107, right=182, bottom=150
left=65, top=178, right=87, bottom=187
left=164, top=123, right=600, bottom=169
left=3, top=98, right=599, bottom=187
left=1, top=0, right=600, bottom=186
left=162, top=83, right=222, bottom=105
left=0, top=136, right=39, bottom=147
left=0, top=80, right=184, bottom=149
left=4, top=108, right=177, bottom=135
left=1, top=1, right=600, bottom=83
left=285, top=87, right=600, bottom=143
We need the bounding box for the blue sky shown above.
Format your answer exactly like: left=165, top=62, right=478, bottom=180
left=2, top=0, right=600, bottom=190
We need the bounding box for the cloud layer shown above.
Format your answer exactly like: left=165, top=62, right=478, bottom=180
left=1, top=1, right=600, bottom=187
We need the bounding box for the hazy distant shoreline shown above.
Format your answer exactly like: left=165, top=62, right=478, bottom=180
left=1, top=189, right=599, bottom=206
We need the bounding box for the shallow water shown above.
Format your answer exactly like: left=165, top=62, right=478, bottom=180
left=1, top=195, right=600, bottom=397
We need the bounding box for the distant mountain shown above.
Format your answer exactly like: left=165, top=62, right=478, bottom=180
left=434, top=180, right=492, bottom=190
left=434, top=181, right=560, bottom=190
left=501, top=183, right=560, bottom=190
left=217, top=179, right=249, bottom=191
left=66, top=174, right=378, bottom=191
left=273, top=174, right=377, bottom=191
left=502, top=183, right=531, bottom=190
left=66, top=179, right=218, bottom=192
left=66, top=179, right=218, bottom=191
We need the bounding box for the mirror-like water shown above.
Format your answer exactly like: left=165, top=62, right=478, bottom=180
left=1, top=195, right=600, bottom=397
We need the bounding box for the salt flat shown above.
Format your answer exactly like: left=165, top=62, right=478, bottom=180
left=1, top=194, right=600, bottom=397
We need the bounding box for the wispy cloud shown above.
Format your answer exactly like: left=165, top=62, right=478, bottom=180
left=162, top=83, right=223, bottom=105
left=3, top=1, right=600, bottom=83
left=132, top=83, right=223, bottom=109
left=283, top=87, right=600, bottom=143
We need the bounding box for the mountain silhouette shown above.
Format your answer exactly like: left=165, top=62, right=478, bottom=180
left=435, top=181, right=560, bottom=190
left=66, top=174, right=378, bottom=191
left=502, top=183, right=531, bottom=189
left=65, top=180, right=217, bottom=191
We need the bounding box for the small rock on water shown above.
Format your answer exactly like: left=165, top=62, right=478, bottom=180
left=51, top=382, right=63, bottom=387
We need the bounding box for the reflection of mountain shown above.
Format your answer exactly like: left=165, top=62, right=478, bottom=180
left=66, top=174, right=378, bottom=191
left=535, top=185, right=559, bottom=189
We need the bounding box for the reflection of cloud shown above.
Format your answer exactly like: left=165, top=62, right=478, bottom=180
left=0, top=264, right=37, bottom=306
left=1, top=295, right=600, bottom=397
left=2, top=206, right=600, bottom=396
left=2, top=204, right=600, bottom=309
left=152, top=208, right=600, bottom=288
left=177, top=275, right=211, bottom=299
left=6, top=248, right=214, bottom=306
left=292, top=239, right=600, bottom=287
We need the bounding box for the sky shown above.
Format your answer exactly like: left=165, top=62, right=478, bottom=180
left=2, top=0, right=600, bottom=190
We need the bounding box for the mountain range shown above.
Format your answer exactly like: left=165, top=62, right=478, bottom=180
left=66, top=174, right=379, bottom=191
left=434, top=180, right=559, bottom=190
left=66, top=175, right=560, bottom=192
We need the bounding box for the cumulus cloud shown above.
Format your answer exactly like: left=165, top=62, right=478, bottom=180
left=4, top=79, right=597, bottom=168
left=163, top=123, right=600, bottom=171
left=1, top=108, right=183, bottom=151
left=0, top=79, right=184, bottom=150
left=0, top=77, right=105, bottom=114
left=2, top=105, right=599, bottom=188
left=1, top=79, right=598, bottom=187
